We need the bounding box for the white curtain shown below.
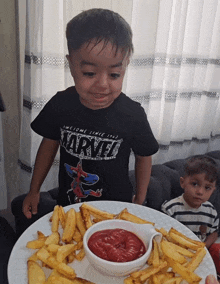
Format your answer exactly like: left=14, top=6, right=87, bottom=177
left=19, top=0, right=220, bottom=194
left=127, top=0, right=220, bottom=164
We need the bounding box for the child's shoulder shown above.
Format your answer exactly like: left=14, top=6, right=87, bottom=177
left=52, top=86, right=77, bottom=102
left=161, top=195, right=184, bottom=209
left=116, top=93, right=145, bottom=116
left=46, top=86, right=79, bottom=111
left=201, top=200, right=218, bottom=213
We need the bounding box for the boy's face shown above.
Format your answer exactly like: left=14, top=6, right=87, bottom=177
left=67, top=40, right=129, bottom=110
left=181, top=173, right=216, bottom=208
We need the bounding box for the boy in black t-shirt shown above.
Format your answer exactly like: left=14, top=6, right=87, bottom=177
left=22, top=9, right=159, bottom=218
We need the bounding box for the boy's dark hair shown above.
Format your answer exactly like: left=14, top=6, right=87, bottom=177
left=66, top=8, right=133, bottom=56
left=184, top=155, right=218, bottom=183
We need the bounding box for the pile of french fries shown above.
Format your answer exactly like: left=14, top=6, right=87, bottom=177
left=124, top=227, right=206, bottom=284
left=26, top=203, right=207, bottom=284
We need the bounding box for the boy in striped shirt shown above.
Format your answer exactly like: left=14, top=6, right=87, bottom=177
left=162, top=155, right=220, bottom=278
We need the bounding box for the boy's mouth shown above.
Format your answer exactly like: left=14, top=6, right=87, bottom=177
left=93, top=94, right=108, bottom=98
left=194, top=197, right=203, bottom=202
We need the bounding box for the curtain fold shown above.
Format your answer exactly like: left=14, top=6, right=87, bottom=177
left=127, top=0, right=220, bottom=164
left=18, top=0, right=220, bottom=194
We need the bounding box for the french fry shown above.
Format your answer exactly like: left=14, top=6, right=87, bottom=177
left=90, top=212, right=109, bottom=222
left=156, top=272, right=175, bottom=283
left=76, top=211, right=87, bottom=237
left=47, top=244, right=61, bottom=254
left=75, top=248, right=85, bottom=261
left=28, top=251, right=39, bottom=262
left=169, top=232, right=201, bottom=251
left=118, top=210, right=155, bottom=225
left=51, top=205, right=60, bottom=232
left=80, top=207, right=93, bottom=230
left=74, top=240, right=83, bottom=251
left=36, top=246, right=50, bottom=263
left=152, top=239, right=160, bottom=267
left=147, top=246, right=154, bottom=266
left=154, top=239, right=163, bottom=259
left=81, top=202, right=115, bottom=219
left=45, top=256, right=76, bottom=279
left=59, top=205, right=66, bottom=229
left=57, top=244, right=76, bottom=263
left=156, top=227, right=168, bottom=237
left=169, top=228, right=205, bottom=248
left=167, top=257, right=202, bottom=283
left=165, top=240, right=195, bottom=258
left=56, top=261, right=77, bottom=280
left=161, top=240, right=187, bottom=264
left=71, top=278, right=96, bottom=284
left=152, top=274, right=161, bottom=284
left=62, top=208, right=76, bottom=243
left=123, top=276, right=135, bottom=284
left=45, top=232, right=60, bottom=245
left=26, top=239, right=46, bottom=249
left=72, top=227, right=83, bottom=242
left=47, top=269, right=95, bottom=284
left=139, top=261, right=168, bottom=282
left=67, top=251, right=76, bottom=263
left=130, top=261, right=167, bottom=279
left=27, top=260, right=46, bottom=284
left=163, top=277, right=182, bottom=284
left=175, top=277, right=183, bottom=284
left=116, top=208, right=128, bottom=219
left=37, top=230, right=47, bottom=240
left=186, top=247, right=206, bottom=272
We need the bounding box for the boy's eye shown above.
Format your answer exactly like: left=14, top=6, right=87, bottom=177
left=110, top=73, right=120, bottom=79
left=83, top=72, right=95, bottom=77
left=205, top=186, right=212, bottom=191
left=192, top=182, right=198, bottom=186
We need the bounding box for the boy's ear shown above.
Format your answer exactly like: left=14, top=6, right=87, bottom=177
left=125, top=57, right=130, bottom=67
left=213, top=182, right=217, bottom=191
left=180, top=177, right=185, bottom=188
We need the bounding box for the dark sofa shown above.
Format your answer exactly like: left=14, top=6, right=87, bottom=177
left=0, top=217, right=16, bottom=284
left=11, top=150, right=220, bottom=238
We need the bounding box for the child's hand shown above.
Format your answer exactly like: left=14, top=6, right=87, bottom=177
left=206, top=275, right=219, bottom=284
left=22, top=191, right=40, bottom=219
left=132, top=194, right=145, bottom=205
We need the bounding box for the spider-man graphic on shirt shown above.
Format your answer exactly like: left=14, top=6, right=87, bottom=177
left=65, top=161, right=102, bottom=203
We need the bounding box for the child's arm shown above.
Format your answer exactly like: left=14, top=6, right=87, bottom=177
left=205, top=231, right=218, bottom=249
left=22, top=137, right=59, bottom=219
left=133, top=155, right=152, bottom=205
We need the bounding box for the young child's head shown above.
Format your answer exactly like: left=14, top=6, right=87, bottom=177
left=180, top=156, right=218, bottom=208
left=66, top=9, right=133, bottom=110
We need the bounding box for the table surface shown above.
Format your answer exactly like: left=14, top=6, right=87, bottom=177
left=8, top=201, right=217, bottom=284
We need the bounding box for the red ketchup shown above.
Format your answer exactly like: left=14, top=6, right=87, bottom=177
left=88, top=228, right=146, bottom=262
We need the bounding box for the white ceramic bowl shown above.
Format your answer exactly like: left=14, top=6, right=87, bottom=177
left=83, top=219, right=162, bottom=277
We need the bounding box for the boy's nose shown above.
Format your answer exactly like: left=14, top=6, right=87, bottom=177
left=96, top=73, right=109, bottom=89
left=196, top=186, right=205, bottom=195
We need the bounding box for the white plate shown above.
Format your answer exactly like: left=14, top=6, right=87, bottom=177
left=8, top=201, right=217, bottom=284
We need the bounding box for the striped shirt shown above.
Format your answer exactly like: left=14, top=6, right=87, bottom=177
left=161, top=194, right=219, bottom=242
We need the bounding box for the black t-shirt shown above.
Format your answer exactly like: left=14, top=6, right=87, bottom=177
left=31, top=86, right=159, bottom=206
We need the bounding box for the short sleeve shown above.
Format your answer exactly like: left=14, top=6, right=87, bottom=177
left=31, top=95, right=60, bottom=140
left=131, top=106, right=159, bottom=156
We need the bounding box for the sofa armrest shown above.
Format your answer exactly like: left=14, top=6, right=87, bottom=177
left=11, top=191, right=57, bottom=238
